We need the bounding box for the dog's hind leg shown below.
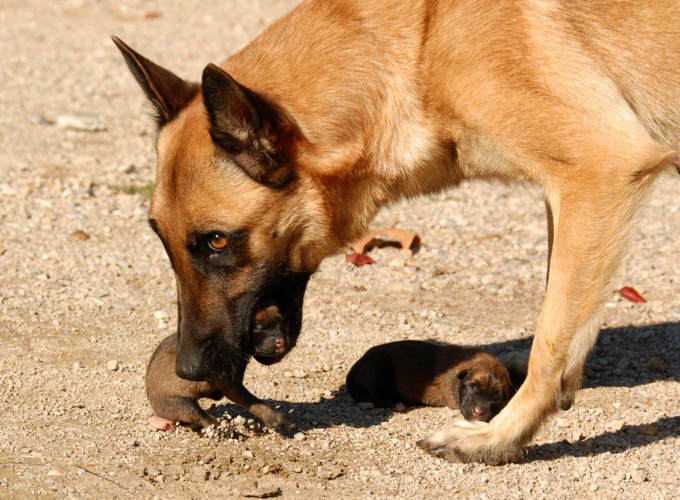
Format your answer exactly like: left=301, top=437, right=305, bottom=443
left=419, top=143, right=672, bottom=464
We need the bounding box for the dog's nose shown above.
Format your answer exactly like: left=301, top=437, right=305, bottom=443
left=175, top=348, right=209, bottom=381
left=175, top=359, right=209, bottom=381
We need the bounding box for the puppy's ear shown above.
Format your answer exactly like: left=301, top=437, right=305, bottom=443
left=202, top=63, right=298, bottom=188
left=457, top=369, right=470, bottom=381
left=112, top=37, right=199, bottom=128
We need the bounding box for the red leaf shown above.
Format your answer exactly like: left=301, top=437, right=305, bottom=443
left=616, top=286, right=646, bottom=303
left=345, top=252, right=375, bottom=267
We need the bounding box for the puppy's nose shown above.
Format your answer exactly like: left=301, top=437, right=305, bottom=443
left=472, top=408, right=485, bottom=420
left=274, top=337, right=286, bottom=351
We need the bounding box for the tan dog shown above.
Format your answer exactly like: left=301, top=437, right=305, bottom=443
left=113, top=0, right=679, bottom=464
left=347, top=341, right=515, bottom=422
left=146, top=306, right=287, bottom=430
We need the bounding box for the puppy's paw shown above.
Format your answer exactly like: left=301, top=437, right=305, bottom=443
left=148, top=415, right=177, bottom=431
left=417, top=420, right=521, bottom=465
left=261, top=409, right=287, bottom=430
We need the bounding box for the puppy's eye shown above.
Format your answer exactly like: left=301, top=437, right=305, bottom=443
left=207, top=232, right=228, bottom=252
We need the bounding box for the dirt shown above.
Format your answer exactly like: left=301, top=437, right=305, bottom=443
left=0, top=1, right=678, bottom=498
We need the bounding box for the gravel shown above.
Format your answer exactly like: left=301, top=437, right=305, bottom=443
left=0, top=1, right=678, bottom=498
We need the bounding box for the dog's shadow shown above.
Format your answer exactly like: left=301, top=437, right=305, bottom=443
left=211, top=322, right=679, bottom=459
left=481, top=321, right=680, bottom=390
left=520, top=415, right=680, bottom=463
left=488, top=321, right=680, bottom=462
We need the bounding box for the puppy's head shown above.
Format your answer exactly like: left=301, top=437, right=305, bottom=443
left=252, top=304, right=292, bottom=365
left=456, top=358, right=514, bottom=422
left=113, top=38, right=339, bottom=382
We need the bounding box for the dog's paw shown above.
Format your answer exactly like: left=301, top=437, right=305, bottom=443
left=417, top=420, right=521, bottom=465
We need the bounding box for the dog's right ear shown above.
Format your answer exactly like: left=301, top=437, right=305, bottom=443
left=112, top=36, right=199, bottom=128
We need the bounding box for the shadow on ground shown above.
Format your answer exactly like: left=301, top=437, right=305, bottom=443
left=520, top=415, right=680, bottom=463
left=208, top=322, right=678, bottom=459
left=481, top=321, right=680, bottom=388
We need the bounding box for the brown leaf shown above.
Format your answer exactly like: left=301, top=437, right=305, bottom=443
left=142, top=11, right=162, bottom=19
left=616, top=286, right=646, bottom=303
left=345, top=252, right=375, bottom=267
left=350, top=228, right=420, bottom=254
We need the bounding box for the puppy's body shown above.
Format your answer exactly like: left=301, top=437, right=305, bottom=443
left=115, top=0, right=680, bottom=463
left=145, top=334, right=285, bottom=430
left=146, top=306, right=289, bottom=429
left=347, top=341, right=514, bottom=422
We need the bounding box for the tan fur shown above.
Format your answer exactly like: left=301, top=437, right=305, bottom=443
left=115, top=0, right=679, bottom=464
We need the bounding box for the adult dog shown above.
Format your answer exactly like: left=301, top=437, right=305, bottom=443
left=113, top=0, right=679, bottom=464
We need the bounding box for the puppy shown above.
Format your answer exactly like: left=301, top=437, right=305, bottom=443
left=252, top=303, right=290, bottom=365
left=346, top=340, right=514, bottom=422
left=145, top=307, right=288, bottom=430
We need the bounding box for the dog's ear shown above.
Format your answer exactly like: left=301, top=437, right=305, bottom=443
left=457, top=369, right=470, bottom=381
left=112, top=36, right=199, bottom=128
left=202, top=63, right=297, bottom=188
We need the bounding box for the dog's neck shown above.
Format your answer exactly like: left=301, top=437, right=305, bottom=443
left=221, top=1, right=462, bottom=256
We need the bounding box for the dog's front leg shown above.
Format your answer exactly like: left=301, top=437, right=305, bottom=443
left=419, top=147, right=670, bottom=464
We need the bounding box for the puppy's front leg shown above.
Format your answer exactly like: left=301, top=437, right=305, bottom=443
left=214, top=380, right=286, bottom=430
left=419, top=146, right=669, bottom=464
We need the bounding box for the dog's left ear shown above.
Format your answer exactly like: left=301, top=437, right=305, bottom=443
left=202, top=63, right=298, bottom=188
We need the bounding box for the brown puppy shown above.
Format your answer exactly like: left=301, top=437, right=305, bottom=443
left=114, top=0, right=680, bottom=464
left=146, top=306, right=288, bottom=430
left=347, top=341, right=514, bottom=422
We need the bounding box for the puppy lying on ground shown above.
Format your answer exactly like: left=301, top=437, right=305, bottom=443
left=346, top=340, right=515, bottom=422
left=146, top=306, right=288, bottom=430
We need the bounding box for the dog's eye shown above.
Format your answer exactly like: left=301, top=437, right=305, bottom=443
left=207, top=232, right=228, bottom=252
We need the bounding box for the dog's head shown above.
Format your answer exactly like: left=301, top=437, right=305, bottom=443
left=113, top=38, right=341, bottom=382
left=456, top=358, right=514, bottom=422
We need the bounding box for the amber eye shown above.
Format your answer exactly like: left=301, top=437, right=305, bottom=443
left=207, top=232, right=228, bottom=252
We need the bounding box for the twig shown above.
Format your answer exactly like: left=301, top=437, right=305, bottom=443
left=73, top=463, right=129, bottom=492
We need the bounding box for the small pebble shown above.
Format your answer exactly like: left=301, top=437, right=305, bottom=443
left=631, top=469, right=647, bottom=484
left=293, top=432, right=305, bottom=441
left=69, top=230, right=90, bottom=241
left=636, top=425, right=658, bottom=436
left=106, top=360, right=119, bottom=371
left=606, top=419, right=625, bottom=432
left=55, top=112, right=106, bottom=132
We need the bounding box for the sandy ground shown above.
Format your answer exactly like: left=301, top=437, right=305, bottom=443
left=0, top=1, right=678, bottom=498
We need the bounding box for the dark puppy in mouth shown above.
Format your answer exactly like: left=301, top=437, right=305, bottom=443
left=251, top=303, right=292, bottom=365
left=145, top=305, right=290, bottom=431
left=346, top=340, right=515, bottom=422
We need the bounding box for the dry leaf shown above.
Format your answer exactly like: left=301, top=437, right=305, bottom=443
left=350, top=227, right=420, bottom=254
left=616, top=286, right=646, bottom=303
left=345, top=252, right=375, bottom=267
